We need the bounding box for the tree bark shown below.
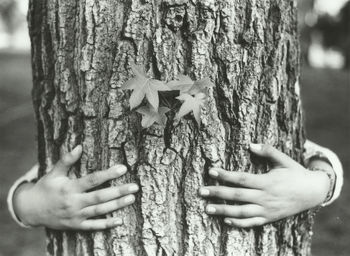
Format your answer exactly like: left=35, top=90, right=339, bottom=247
left=28, top=0, right=314, bottom=255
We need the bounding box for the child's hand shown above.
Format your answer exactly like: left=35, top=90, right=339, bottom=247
left=199, top=144, right=331, bottom=228
left=13, top=145, right=139, bottom=230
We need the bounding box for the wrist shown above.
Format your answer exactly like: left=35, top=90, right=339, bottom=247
left=13, top=182, right=41, bottom=227
left=308, top=167, right=335, bottom=206
left=307, top=157, right=336, bottom=205
left=311, top=170, right=331, bottom=206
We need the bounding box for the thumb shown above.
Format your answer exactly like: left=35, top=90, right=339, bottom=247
left=53, top=145, right=82, bottom=176
left=249, top=143, right=298, bottom=168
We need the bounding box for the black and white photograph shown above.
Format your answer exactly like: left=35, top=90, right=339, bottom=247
left=0, top=0, right=349, bottom=255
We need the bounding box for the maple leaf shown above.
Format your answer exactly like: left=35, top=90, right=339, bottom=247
left=188, top=77, right=214, bottom=95
left=167, top=75, right=194, bottom=93
left=136, top=105, right=170, bottom=128
left=121, top=63, right=170, bottom=110
left=176, top=93, right=206, bottom=125
left=167, top=75, right=214, bottom=95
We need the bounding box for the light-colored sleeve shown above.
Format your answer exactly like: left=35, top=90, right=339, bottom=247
left=7, top=164, right=39, bottom=228
left=304, top=140, right=343, bottom=206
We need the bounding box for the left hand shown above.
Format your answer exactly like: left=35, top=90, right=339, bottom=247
left=14, top=145, right=139, bottom=230
left=199, top=143, right=331, bottom=228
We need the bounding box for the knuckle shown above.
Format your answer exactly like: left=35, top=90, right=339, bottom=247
left=79, top=209, right=88, bottom=219
left=59, top=219, right=71, bottom=229
left=84, top=226, right=92, bottom=231
left=262, top=144, right=273, bottom=155
left=221, top=206, right=229, bottom=216
left=222, top=173, right=235, bottom=183
left=236, top=222, right=245, bottom=228
left=93, top=206, right=102, bottom=216
left=113, top=187, right=122, bottom=196
left=59, top=185, right=71, bottom=195
left=82, top=224, right=92, bottom=231
left=253, top=218, right=265, bottom=227
left=258, top=218, right=266, bottom=226
left=232, top=189, right=243, bottom=199
left=44, top=178, right=58, bottom=190
left=104, top=220, right=112, bottom=229
left=107, top=169, right=118, bottom=179
left=87, top=173, right=100, bottom=187
left=93, top=193, right=104, bottom=203
left=60, top=204, right=74, bottom=217
left=69, top=219, right=81, bottom=229
left=237, top=208, right=246, bottom=217
left=62, top=153, right=73, bottom=165
left=106, top=219, right=114, bottom=228
left=211, top=188, right=219, bottom=197
left=259, top=176, right=270, bottom=187
left=237, top=173, right=247, bottom=185
left=114, top=199, right=122, bottom=209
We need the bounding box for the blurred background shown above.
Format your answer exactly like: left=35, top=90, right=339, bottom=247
left=0, top=0, right=349, bottom=255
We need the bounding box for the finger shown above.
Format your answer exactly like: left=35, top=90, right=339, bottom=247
left=54, top=145, right=83, bottom=176
left=250, top=143, right=299, bottom=168
left=80, top=195, right=135, bottom=218
left=79, top=218, right=123, bottom=230
left=205, top=204, right=264, bottom=218
left=224, top=217, right=266, bottom=228
left=199, top=186, right=262, bottom=203
left=81, top=183, right=139, bottom=207
left=75, top=165, right=127, bottom=192
left=208, top=168, right=267, bottom=189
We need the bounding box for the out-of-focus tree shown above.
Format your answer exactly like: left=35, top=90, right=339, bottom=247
left=297, top=0, right=316, bottom=64
left=0, top=0, right=18, bottom=34
left=314, top=2, right=350, bottom=68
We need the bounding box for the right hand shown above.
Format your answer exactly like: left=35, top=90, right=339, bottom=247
left=199, top=144, right=330, bottom=228
left=13, top=145, right=139, bottom=230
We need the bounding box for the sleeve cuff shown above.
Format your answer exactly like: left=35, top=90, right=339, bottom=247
left=304, top=140, right=343, bottom=206
left=7, top=164, right=39, bottom=228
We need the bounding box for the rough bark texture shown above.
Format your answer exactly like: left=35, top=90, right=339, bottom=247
left=29, top=0, right=314, bottom=255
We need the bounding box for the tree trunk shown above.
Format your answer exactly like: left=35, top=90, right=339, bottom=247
left=28, top=0, right=314, bottom=255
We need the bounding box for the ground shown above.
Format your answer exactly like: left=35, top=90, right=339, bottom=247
left=0, top=53, right=348, bottom=256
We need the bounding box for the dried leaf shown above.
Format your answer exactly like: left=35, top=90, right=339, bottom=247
left=176, top=93, right=206, bottom=125
left=167, top=75, right=214, bottom=96
left=167, top=75, right=194, bottom=93
left=188, top=77, right=214, bottom=95
left=121, top=63, right=170, bottom=110
left=136, top=105, right=170, bottom=128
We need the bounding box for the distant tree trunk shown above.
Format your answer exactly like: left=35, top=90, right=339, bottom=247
left=28, top=0, right=314, bottom=255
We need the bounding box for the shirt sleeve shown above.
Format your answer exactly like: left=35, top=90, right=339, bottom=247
left=7, top=164, right=39, bottom=228
left=303, top=140, right=343, bottom=206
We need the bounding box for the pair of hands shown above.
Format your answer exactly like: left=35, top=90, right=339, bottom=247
left=13, top=144, right=330, bottom=230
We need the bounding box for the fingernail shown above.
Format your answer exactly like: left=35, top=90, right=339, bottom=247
left=113, top=165, right=127, bottom=175
left=113, top=218, right=123, bottom=225
left=206, top=205, right=216, bottom=214
left=209, top=169, right=219, bottom=177
left=128, top=184, right=139, bottom=192
left=224, top=219, right=232, bottom=225
left=199, top=188, right=210, bottom=196
left=71, top=145, right=82, bottom=155
left=124, top=195, right=135, bottom=203
left=250, top=143, right=262, bottom=151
